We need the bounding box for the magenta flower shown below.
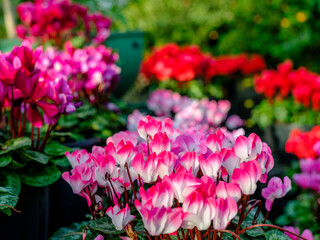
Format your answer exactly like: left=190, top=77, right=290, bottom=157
left=199, top=152, right=222, bottom=179
left=231, top=160, right=262, bottom=195
left=216, top=181, right=242, bottom=202
left=62, top=163, right=94, bottom=194
left=213, top=197, right=238, bottom=230
left=162, top=168, right=200, bottom=203
left=262, top=176, right=291, bottom=211
left=106, top=204, right=135, bottom=231
left=284, top=226, right=314, bottom=240
left=234, top=133, right=262, bottom=162
left=182, top=191, right=216, bottom=230
left=65, top=149, right=91, bottom=168
left=137, top=116, right=163, bottom=140
left=135, top=200, right=185, bottom=236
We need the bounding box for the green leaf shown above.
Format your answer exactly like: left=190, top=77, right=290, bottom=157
left=50, top=156, right=70, bottom=167
left=265, top=230, right=291, bottom=240
left=89, top=217, right=125, bottom=235
left=7, top=159, right=26, bottom=170
left=0, top=137, right=31, bottom=156
left=19, top=164, right=61, bottom=187
left=49, top=221, right=92, bottom=240
left=44, top=141, right=71, bottom=157
left=15, top=150, right=49, bottom=165
left=0, top=154, right=12, bottom=167
left=0, top=170, right=21, bottom=216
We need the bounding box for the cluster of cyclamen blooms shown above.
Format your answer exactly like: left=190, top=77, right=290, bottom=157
left=285, top=127, right=320, bottom=195
left=16, top=0, right=111, bottom=47
left=62, top=115, right=296, bottom=239
left=130, top=89, right=244, bottom=132
left=37, top=42, right=120, bottom=104
left=254, top=60, right=320, bottom=111
left=140, top=43, right=266, bottom=82
left=0, top=41, right=80, bottom=144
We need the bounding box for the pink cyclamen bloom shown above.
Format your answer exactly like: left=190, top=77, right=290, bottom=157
left=182, top=190, right=216, bottom=230
left=135, top=200, right=184, bottom=236
left=65, top=149, right=91, bottom=168
left=137, top=115, right=162, bottom=140
left=234, top=133, right=262, bottom=162
left=199, top=152, right=222, bottom=179
left=222, top=149, right=241, bottom=176
left=261, top=176, right=291, bottom=211
left=94, top=235, right=104, bottom=240
left=162, top=167, right=200, bottom=203
left=138, top=181, right=175, bottom=209
left=256, top=150, right=274, bottom=183
left=179, top=151, right=200, bottom=176
left=106, top=204, right=136, bottom=231
left=62, top=163, right=94, bottom=194
left=94, top=155, right=115, bottom=186
left=216, top=181, right=242, bottom=202
left=213, top=197, right=238, bottom=230
left=149, top=132, right=170, bottom=154
left=231, top=160, right=262, bottom=195
left=284, top=226, right=314, bottom=240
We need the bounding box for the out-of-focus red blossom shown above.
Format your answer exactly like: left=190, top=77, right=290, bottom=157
left=254, top=60, right=320, bottom=111
left=286, top=126, right=320, bottom=195
left=140, top=43, right=265, bottom=82
left=16, top=0, right=111, bottom=46
left=285, top=126, right=320, bottom=159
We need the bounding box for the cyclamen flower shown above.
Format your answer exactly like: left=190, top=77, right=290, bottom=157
left=261, top=176, right=292, bottom=211
left=212, top=197, right=238, bottom=230
left=199, top=152, right=222, bottom=179
left=135, top=200, right=185, bottom=236
left=106, top=204, right=135, bottom=231
left=216, top=181, right=241, bottom=202
left=231, top=160, right=262, bottom=195
left=284, top=227, right=314, bottom=240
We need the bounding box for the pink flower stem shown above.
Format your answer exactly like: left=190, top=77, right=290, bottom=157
left=86, top=186, right=95, bottom=220
left=125, top=163, right=137, bottom=199
left=238, top=224, right=309, bottom=240
left=262, top=211, right=269, bottom=224
left=31, top=125, right=34, bottom=149
left=180, top=228, right=186, bottom=240
left=21, top=103, right=27, bottom=136
left=138, top=174, right=143, bottom=186
left=243, top=200, right=261, bottom=224
left=217, top=230, right=240, bottom=240
left=195, top=227, right=202, bottom=240
left=10, top=85, right=15, bottom=139
left=36, top=127, right=40, bottom=149
left=39, top=124, right=54, bottom=152
left=107, top=175, right=124, bottom=208
left=147, top=135, right=150, bottom=156
left=0, top=102, right=3, bottom=128
left=190, top=229, right=194, bottom=240
left=124, top=186, right=129, bottom=205
left=212, top=230, right=217, bottom=240
left=234, top=195, right=249, bottom=238
left=165, top=234, right=172, bottom=240
left=17, top=113, right=22, bottom=137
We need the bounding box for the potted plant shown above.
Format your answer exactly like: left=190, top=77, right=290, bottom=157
left=50, top=115, right=314, bottom=240
left=250, top=60, right=320, bottom=161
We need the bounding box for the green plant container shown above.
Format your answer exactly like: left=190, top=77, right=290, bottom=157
left=0, top=38, right=21, bottom=52
left=106, top=31, right=145, bottom=97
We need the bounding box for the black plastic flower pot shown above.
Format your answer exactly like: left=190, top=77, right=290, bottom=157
left=106, top=31, right=145, bottom=98
left=0, top=185, right=49, bottom=240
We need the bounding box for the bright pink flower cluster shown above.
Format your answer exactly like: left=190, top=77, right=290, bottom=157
left=254, top=60, right=320, bottom=111
left=141, top=43, right=265, bottom=82
left=285, top=126, right=320, bottom=159
left=37, top=42, right=120, bottom=104
left=0, top=41, right=80, bottom=141
left=63, top=115, right=279, bottom=238
left=285, top=127, right=320, bottom=194
left=16, top=0, right=111, bottom=46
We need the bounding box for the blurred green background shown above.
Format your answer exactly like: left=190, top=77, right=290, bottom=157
left=1, top=0, right=320, bottom=70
